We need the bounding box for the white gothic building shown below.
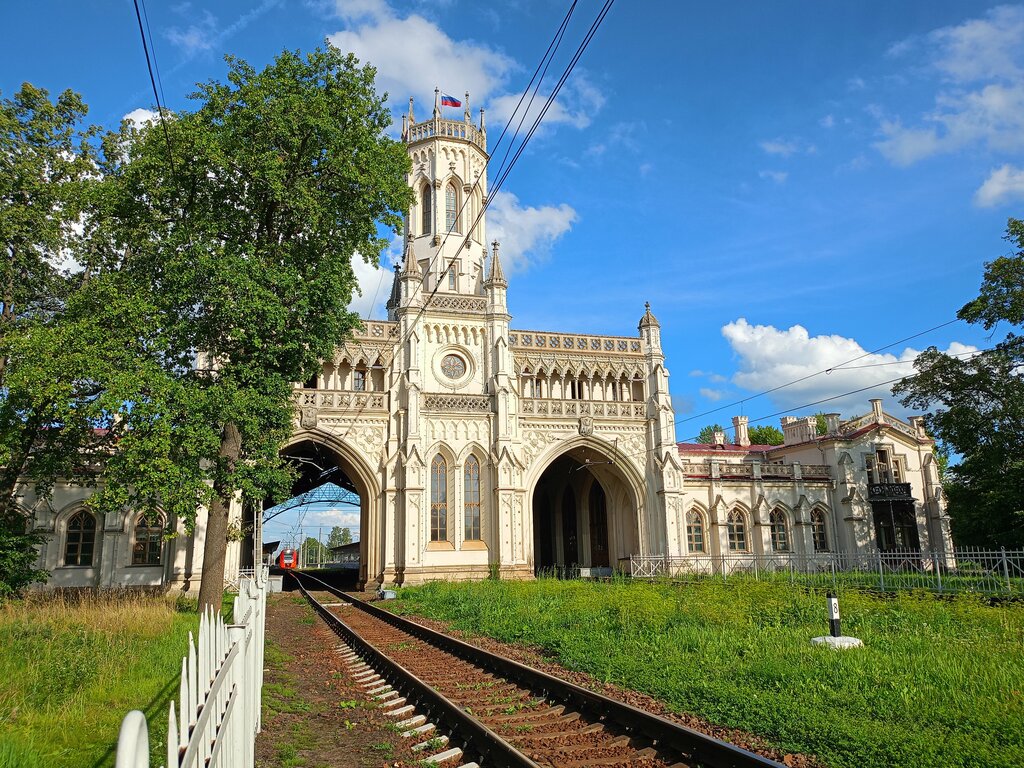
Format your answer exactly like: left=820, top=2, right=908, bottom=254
left=25, top=92, right=951, bottom=591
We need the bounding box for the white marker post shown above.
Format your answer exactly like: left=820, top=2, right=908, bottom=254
left=811, top=590, right=863, bottom=649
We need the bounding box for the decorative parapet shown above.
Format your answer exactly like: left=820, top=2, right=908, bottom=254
left=422, top=393, right=491, bottom=412
left=428, top=295, right=488, bottom=314
left=407, top=118, right=486, bottom=152
left=509, top=330, right=644, bottom=356
left=520, top=398, right=645, bottom=419
left=839, top=411, right=918, bottom=440
left=351, top=320, right=399, bottom=341
left=293, top=389, right=387, bottom=410
left=679, top=462, right=831, bottom=481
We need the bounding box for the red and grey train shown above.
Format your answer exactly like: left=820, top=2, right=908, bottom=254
left=276, top=548, right=297, bottom=569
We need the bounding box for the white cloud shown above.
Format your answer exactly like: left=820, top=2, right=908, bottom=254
left=759, top=138, right=800, bottom=157
left=486, top=191, right=577, bottom=273
left=874, top=6, right=1024, bottom=166
left=699, top=387, right=726, bottom=402
left=819, top=114, right=835, bottom=129
left=489, top=75, right=606, bottom=132
left=758, top=170, right=788, bottom=184
left=166, top=9, right=217, bottom=55
left=974, top=163, right=1024, bottom=206
left=347, top=253, right=393, bottom=319
left=122, top=108, right=159, bottom=129
left=847, top=77, right=867, bottom=91
left=721, top=318, right=977, bottom=417
left=329, top=7, right=514, bottom=110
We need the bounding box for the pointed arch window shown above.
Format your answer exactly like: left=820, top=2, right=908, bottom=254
left=445, top=182, right=459, bottom=233
left=421, top=183, right=432, bottom=235
left=811, top=509, right=829, bottom=552
left=727, top=510, right=748, bottom=552
left=430, top=454, right=448, bottom=542
left=464, top=455, right=481, bottom=541
left=133, top=513, right=164, bottom=566
left=769, top=509, right=790, bottom=552
left=64, top=510, right=96, bottom=566
left=685, top=510, right=705, bottom=553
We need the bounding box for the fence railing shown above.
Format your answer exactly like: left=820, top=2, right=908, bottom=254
left=630, top=548, right=1024, bottom=594
left=115, top=566, right=269, bottom=768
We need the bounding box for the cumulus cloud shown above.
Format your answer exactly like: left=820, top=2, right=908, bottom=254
left=122, top=108, right=159, bottom=129
left=974, top=163, right=1024, bottom=206
left=166, top=9, right=217, bottom=55
left=347, top=252, right=394, bottom=319
left=329, top=5, right=514, bottom=110
left=699, top=387, right=726, bottom=402
left=875, top=5, right=1024, bottom=166
left=486, top=191, right=577, bottom=273
left=721, top=318, right=977, bottom=417
left=488, top=74, right=605, bottom=132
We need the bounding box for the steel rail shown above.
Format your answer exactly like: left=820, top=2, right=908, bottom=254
left=291, top=572, right=540, bottom=768
left=293, top=571, right=785, bottom=768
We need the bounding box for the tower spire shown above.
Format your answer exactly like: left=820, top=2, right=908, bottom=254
left=464, top=91, right=471, bottom=123
left=433, top=87, right=440, bottom=119
left=487, top=240, right=507, bottom=286
left=408, top=97, right=415, bottom=124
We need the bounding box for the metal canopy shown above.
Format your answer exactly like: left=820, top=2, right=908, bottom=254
left=262, top=481, right=360, bottom=523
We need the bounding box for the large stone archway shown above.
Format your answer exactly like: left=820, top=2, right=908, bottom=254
left=279, top=429, right=382, bottom=586
left=528, top=440, right=643, bottom=575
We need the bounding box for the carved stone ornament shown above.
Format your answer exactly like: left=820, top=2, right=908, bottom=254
left=300, top=406, right=318, bottom=429
left=578, top=416, right=594, bottom=436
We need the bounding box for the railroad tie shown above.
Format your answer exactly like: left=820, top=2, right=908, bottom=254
left=421, top=746, right=463, bottom=765
left=412, top=735, right=449, bottom=752
left=386, top=704, right=416, bottom=718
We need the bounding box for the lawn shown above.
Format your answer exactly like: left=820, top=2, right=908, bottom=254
left=0, top=591, right=198, bottom=768
left=392, top=578, right=1024, bottom=768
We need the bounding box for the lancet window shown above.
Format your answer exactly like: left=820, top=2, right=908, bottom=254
left=430, top=454, right=448, bottom=542
left=686, top=510, right=705, bottom=553
left=421, top=182, right=432, bottom=235
left=727, top=509, right=748, bottom=552
left=811, top=509, right=829, bottom=552
left=133, top=513, right=164, bottom=566
left=464, top=455, right=481, bottom=541
left=445, top=183, right=459, bottom=233
left=64, top=510, right=96, bottom=567
left=769, top=509, right=790, bottom=552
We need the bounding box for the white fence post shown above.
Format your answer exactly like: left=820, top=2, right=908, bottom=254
left=115, top=565, right=269, bottom=768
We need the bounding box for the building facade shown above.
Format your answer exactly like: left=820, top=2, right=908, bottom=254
left=26, top=91, right=951, bottom=590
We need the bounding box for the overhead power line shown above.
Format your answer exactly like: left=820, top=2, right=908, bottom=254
left=131, top=0, right=176, bottom=177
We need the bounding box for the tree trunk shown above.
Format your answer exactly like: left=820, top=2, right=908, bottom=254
left=196, top=422, right=242, bottom=614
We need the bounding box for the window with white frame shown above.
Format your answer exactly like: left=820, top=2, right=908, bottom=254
left=430, top=454, right=448, bottom=542
left=727, top=509, right=748, bottom=552
left=769, top=509, right=790, bottom=552
left=686, top=510, right=705, bottom=553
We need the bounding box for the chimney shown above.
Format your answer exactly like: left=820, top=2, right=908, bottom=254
left=824, top=413, right=840, bottom=434
left=732, top=415, right=750, bottom=447
left=870, top=398, right=884, bottom=421
left=713, top=428, right=726, bottom=446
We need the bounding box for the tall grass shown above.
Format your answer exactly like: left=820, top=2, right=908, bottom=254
left=394, top=578, right=1024, bottom=768
left=0, top=590, right=198, bottom=768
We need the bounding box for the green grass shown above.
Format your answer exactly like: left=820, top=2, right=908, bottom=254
left=0, top=591, right=199, bottom=768
left=393, top=578, right=1024, bottom=768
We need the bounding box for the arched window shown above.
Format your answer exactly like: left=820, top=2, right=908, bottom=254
left=464, top=455, right=481, bottom=541
left=133, top=513, right=164, bottom=566
left=811, top=509, right=829, bottom=552
left=421, top=182, right=432, bottom=235
left=430, top=454, right=448, bottom=542
left=769, top=509, right=790, bottom=552
left=726, top=510, right=748, bottom=552
left=686, top=510, right=705, bottom=553
left=64, top=510, right=96, bottom=566
left=445, top=183, right=458, bottom=233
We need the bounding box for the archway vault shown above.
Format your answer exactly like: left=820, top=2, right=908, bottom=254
left=279, top=428, right=384, bottom=586
left=527, top=438, right=644, bottom=575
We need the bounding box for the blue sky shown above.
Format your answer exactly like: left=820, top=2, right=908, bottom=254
left=4, top=1, right=1023, bottom=540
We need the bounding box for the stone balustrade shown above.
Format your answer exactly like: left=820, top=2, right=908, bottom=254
left=293, top=389, right=387, bottom=411
left=678, top=462, right=832, bottom=481
left=510, top=330, right=644, bottom=356
left=520, top=398, right=646, bottom=419
left=407, top=118, right=486, bottom=151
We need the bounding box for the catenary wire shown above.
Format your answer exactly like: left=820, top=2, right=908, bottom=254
left=131, top=0, right=176, bottom=177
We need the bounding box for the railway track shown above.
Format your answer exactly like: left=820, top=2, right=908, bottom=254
left=291, top=571, right=784, bottom=768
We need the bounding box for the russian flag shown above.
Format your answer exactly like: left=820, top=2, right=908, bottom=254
left=441, top=94, right=461, bottom=108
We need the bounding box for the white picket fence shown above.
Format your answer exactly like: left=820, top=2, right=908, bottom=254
left=115, top=567, right=269, bottom=768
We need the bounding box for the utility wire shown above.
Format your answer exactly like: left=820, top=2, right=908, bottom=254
left=131, top=0, right=176, bottom=177
left=677, top=317, right=961, bottom=425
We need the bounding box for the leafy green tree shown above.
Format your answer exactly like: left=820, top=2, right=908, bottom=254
left=301, top=536, right=329, bottom=567
left=86, top=46, right=412, bottom=611
left=895, top=218, right=1024, bottom=547
left=697, top=424, right=726, bottom=444
left=813, top=412, right=828, bottom=436
left=0, top=83, right=100, bottom=597
left=327, top=525, right=353, bottom=548
left=748, top=424, right=784, bottom=445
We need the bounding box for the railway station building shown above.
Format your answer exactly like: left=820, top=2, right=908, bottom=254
left=24, top=93, right=952, bottom=590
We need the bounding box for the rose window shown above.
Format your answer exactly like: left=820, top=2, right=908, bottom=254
left=440, top=354, right=467, bottom=379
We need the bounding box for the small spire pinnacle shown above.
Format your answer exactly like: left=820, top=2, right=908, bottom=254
left=385, top=262, right=401, bottom=314
left=639, top=301, right=660, bottom=329
left=408, top=97, right=415, bottom=124
left=402, top=234, right=421, bottom=275
left=433, top=87, right=440, bottom=119
left=487, top=239, right=506, bottom=286
left=464, top=91, right=471, bottom=123
left=479, top=108, right=486, bottom=132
